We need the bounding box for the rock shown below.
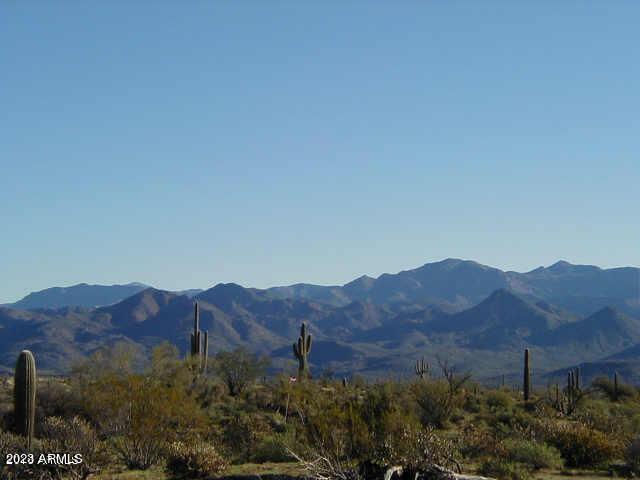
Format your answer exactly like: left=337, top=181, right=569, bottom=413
left=383, top=466, right=404, bottom=480
left=382, top=465, right=495, bottom=480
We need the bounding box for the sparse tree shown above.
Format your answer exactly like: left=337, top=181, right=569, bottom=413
left=214, top=347, right=270, bottom=396
left=438, top=357, right=472, bottom=399
left=71, top=341, right=141, bottom=382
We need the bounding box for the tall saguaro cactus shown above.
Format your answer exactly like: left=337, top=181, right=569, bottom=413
left=14, top=350, right=36, bottom=449
left=523, top=348, right=531, bottom=401
left=293, top=323, right=312, bottom=380
left=190, top=302, right=209, bottom=373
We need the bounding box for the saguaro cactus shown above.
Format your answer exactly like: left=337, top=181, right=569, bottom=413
left=415, top=356, right=430, bottom=379
left=293, top=323, right=312, bottom=379
left=523, top=348, right=531, bottom=401
left=14, top=350, right=36, bottom=449
left=614, top=371, right=619, bottom=400
left=190, top=302, right=209, bottom=373
left=564, top=367, right=582, bottom=414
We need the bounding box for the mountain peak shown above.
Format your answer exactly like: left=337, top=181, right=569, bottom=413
left=344, top=274, right=375, bottom=285
left=545, top=260, right=601, bottom=274
left=548, top=260, right=573, bottom=271
left=196, top=282, right=263, bottom=309
left=589, top=305, right=625, bottom=321
left=479, top=288, right=531, bottom=307
left=343, top=275, right=376, bottom=292
left=110, top=287, right=176, bottom=306
left=598, top=305, right=618, bottom=315
left=573, top=304, right=636, bottom=335
left=434, top=257, right=465, bottom=266
left=423, top=258, right=484, bottom=270
left=98, top=287, right=178, bottom=323
left=208, top=282, right=249, bottom=294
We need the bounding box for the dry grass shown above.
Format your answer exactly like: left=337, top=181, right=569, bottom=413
left=89, top=466, right=167, bottom=479
left=220, top=462, right=305, bottom=476
left=532, top=469, right=615, bottom=480
left=89, top=462, right=305, bottom=479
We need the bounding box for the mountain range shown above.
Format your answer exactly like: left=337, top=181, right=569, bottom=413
left=1, top=259, right=639, bottom=384
left=5, top=283, right=203, bottom=310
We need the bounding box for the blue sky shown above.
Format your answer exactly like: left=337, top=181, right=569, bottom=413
left=1, top=2, right=639, bottom=303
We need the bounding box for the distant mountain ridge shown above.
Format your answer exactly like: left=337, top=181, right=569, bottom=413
left=10, top=283, right=149, bottom=310
left=8, top=259, right=639, bottom=316
left=8, top=283, right=203, bottom=310
left=0, top=286, right=637, bottom=381
left=2, top=258, right=639, bottom=382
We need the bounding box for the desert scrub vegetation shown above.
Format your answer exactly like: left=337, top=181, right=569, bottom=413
left=0, top=342, right=639, bottom=479
left=165, top=440, right=227, bottom=478
left=536, top=420, right=621, bottom=468
left=478, top=458, right=533, bottom=480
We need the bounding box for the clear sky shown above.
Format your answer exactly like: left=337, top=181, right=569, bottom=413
left=2, top=2, right=639, bottom=303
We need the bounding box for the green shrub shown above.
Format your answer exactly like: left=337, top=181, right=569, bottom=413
left=214, top=348, right=270, bottom=396
left=626, top=437, right=640, bottom=473
left=592, top=376, right=637, bottom=402
left=300, top=391, right=372, bottom=461
left=486, top=390, right=515, bottom=412
left=463, top=390, right=483, bottom=414
left=35, top=380, right=85, bottom=422
left=251, top=434, right=295, bottom=463
left=221, top=413, right=273, bottom=463
left=459, top=424, right=504, bottom=459
left=0, top=421, right=108, bottom=480
left=166, top=440, right=227, bottom=479
left=0, top=430, right=46, bottom=480
left=490, top=408, right=536, bottom=438
left=541, top=421, right=621, bottom=468
left=478, top=459, right=531, bottom=480
left=41, top=416, right=109, bottom=479
left=81, top=373, right=208, bottom=470
left=503, top=438, right=563, bottom=470
left=375, top=424, right=461, bottom=473
left=411, top=380, right=462, bottom=428
left=574, top=399, right=639, bottom=443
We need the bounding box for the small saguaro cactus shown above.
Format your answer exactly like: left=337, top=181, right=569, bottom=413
left=567, top=370, right=574, bottom=402
left=614, top=371, right=619, bottom=400
left=564, top=367, right=582, bottom=415
left=415, top=356, right=430, bottom=379
left=190, top=302, right=209, bottom=373
left=293, top=323, right=312, bottom=380
left=549, top=382, right=568, bottom=414
left=523, top=348, right=531, bottom=401
left=14, top=350, right=37, bottom=449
